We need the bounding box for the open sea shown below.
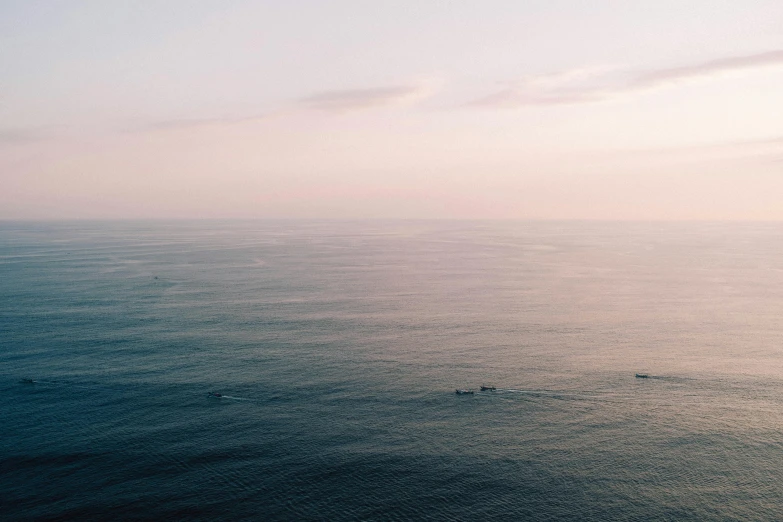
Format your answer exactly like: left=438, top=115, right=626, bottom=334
left=2, top=220, right=782, bottom=521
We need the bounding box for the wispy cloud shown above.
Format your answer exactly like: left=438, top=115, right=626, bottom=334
left=467, top=66, right=622, bottom=108
left=630, top=50, right=783, bottom=89
left=143, top=82, right=437, bottom=131
left=146, top=113, right=273, bottom=131
left=137, top=107, right=305, bottom=132
left=149, top=117, right=236, bottom=130
left=470, top=50, right=783, bottom=108
left=297, top=82, right=437, bottom=112
left=590, top=135, right=783, bottom=167
left=469, top=88, right=607, bottom=108
left=0, top=128, right=42, bottom=145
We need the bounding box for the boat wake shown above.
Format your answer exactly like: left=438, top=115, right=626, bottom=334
left=207, top=392, right=252, bottom=401
left=219, top=395, right=253, bottom=401
left=18, top=378, right=94, bottom=389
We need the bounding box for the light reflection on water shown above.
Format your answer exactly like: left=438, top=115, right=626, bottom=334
left=1, top=220, right=782, bottom=520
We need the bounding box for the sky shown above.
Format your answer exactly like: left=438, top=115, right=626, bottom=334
left=1, top=0, right=782, bottom=220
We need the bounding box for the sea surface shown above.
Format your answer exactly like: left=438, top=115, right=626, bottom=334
left=2, top=220, right=782, bottom=521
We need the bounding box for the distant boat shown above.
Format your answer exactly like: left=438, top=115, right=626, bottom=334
left=455, top=389, right=474, bottom=395
left=480, top=385, right=496, bottom=391
left=635, top=373, right=649, bottom=379
left=207, top=392, right=223, bottom=398
left=20, top=378, right=35, bottom=384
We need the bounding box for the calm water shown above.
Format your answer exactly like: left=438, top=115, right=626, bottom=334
left=2, top=220, right=782, bottom=521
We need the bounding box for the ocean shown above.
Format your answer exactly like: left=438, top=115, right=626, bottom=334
left=2, top=220, right=782, bottom=520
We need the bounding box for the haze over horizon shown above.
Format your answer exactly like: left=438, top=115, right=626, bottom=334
left=2, top=1, right=782, bottom=220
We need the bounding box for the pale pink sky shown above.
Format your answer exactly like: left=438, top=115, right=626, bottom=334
left=1, top=1, right=782, bottom=219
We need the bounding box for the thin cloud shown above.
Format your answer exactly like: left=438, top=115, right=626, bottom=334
left=0, top=128, right=41, bottom=145
left=470, top=50, right=783, bottom=108
left=630, top=49, right=783, bottom=89
left=143, top=82, right=436, bottom=131
left=611, top=136, right=783, bottom=154
left=298, top=84, right=432, bottom=112
left=468, top=66, right=622, bottom=108
left=590, top=135, right=783, bottom=167
left=136, top=107, right=307, bottom=133
left=144, top=112, right=278, bottom=131
left=470, top=89, right=605, bottom=108
left=150, top=117, right=237, bottom=130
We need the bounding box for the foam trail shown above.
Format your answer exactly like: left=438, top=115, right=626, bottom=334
left=20, top=379, right=88, bottom=388
left=207, top=394, right=254, bottom=401
left=220, top=395, right=253, bottom=401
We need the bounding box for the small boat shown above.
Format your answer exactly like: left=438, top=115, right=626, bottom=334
left=455, top=389, right=474, bottom=395
left=20, top=378, right=35, bottom=384
left=207, top=392, right=223, bottom=398
left=635, top=373, right=649, bottom=379
left=480, top=385, right=496, bottom=391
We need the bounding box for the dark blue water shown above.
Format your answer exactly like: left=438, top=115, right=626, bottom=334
left=2, top=221, right=783, bottom=520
